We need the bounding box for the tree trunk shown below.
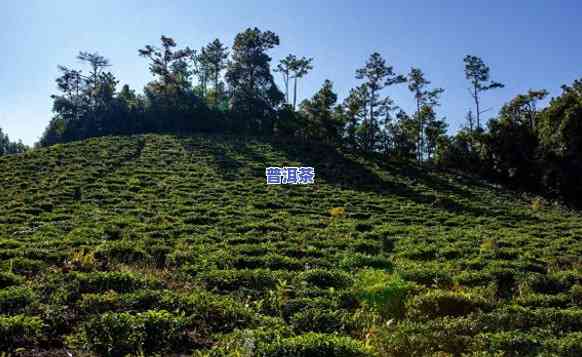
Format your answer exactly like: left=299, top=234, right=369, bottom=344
left=293, top=76, right=298, bottom=109
left=416, top=97, right=422, bottom=161
left=474, top=85, right=480, bottom=130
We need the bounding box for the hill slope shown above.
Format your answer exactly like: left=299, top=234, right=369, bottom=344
left=1, top=134, right=582, bottom=356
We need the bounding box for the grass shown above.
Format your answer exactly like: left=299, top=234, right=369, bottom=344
left=0, top=133, right=581, bottom=355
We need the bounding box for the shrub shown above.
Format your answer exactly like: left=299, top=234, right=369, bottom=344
left=95, top=241, right=149, bottom=264
left=81, top=310, right=189, bottom=356
left=339, top=253, right=391, bottom=270
left=454, top=271, right=491, bottom=287
left=74, top=271, right=161, bottom=293
left=258, top=333, right=374, bottom=357
left=370, top=317, right=478, bottom=356
left=3, top=257, right=46, bottom=275
left=571, top=284, right=582, bottom=305
left=167, top=290, right=257, bottom=332
left=328, top=207, right=346, bottom=218
left=301, top=269, right=353, bottom=289
left=290, top=308, right=347, bottom=333
left=355, top=271, right=414, bottom=318
left=198, top=269, right=281, bottom=293
left=281, top=297, right=337, bottom=321
left=80, top=311, right=142, bottom=356
left=0, top=286, right=36, bottom=314
left=0, top=271, right=24, bottom=289
left=522, top=273, right=568, bottom=295
left=478, top=306, right=582, bottom=333
left=407, top=289, right=489, bottom=319
left=140, top=310, right=188, bottom=353
left=67, top=248, right=97, bottom=272
left=473, top=331, right=542, bottom=355
left=78, top=291, right=121, bottom=315
left=352, top=240, right=382, bottom=255
left=399, top=266, right=453, bottom=287
left=547, top=332, right=582, bottom=356
left=146, top=244, right=172, bottom=267
left=0, top=315, right=43, bottom=351
left=381, top=236, right=395, bottom=252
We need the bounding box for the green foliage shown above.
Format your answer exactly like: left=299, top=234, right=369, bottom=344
left=1, top=133, right=582, bottom=355
left=355, top=271, right=414, bottom=318
left=0, top=127, right=28, bottom=155
left=94, top=240, right=149, bottom=264
left=198, top=269, right=281, bottom=293
left=0, top=315, right=43, bottom=351
left=0, top=286, right=36, bottom=314
left=73, top=271, right=161, bottom=293
left=259, top=333, right=374, bottom=357
left=79, top=310, right=188, bottom=356
left=0, top=271, right=24, bottom=289
left=339, top=253, right=392, bottom=270
left=301, top=269, right=353, bottom=289
left=406, top=289, right=490, bottom=319
left=290, top=308, right=349, bottom=333
left=370, top=317, right=479, bottom=356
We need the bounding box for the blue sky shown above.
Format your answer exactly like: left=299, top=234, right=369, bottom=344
left=0, top=0, right=580, bottom=145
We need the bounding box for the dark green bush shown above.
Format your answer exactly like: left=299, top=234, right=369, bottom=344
left=259, top=333, right=374, bottom=357
left=198, top=269, right=281, bottom=293
left=515, top=292, right=571, bottom=308
left=0, top=271, right=24, bottom=288
left=523, top=273, right=568, bottom=295
left=473, top=331, right=543, bottom=355
left=0, top=315, right=43, bottom=351
left=281, top=297, right=338, bottom=321
left=146, top=244, right=172, bottom=267
left=78, top=291, right=121, bottom=314
left=74, top=271, right=161, bottom=293
left=478, top=306, right=582, bottom=333
left=571, top=284, right=582, bottom=305
left=0, top=286, right=36, bottom=314
left=95, top=240, right=149, bottom=264
left=165, top=290, right=257, bottom=332
left=290, top=308, right=349, bottom=333
left=407, top=289, right=489, bottom=319
left=547, top=332, right=582, bottom=356
left=301, top=269, right=353, bottom=289
left=81, top=310, right=188, bottom=356
left=355, top=271, right=415, bottom=318
left=339, top=253, right=391, bottom=270
left=352, top=240, right=381, bottom=254
left=399, top=266, right=452, bottom=287
left=371, top=317, right=478, bottom=356
left=3, top=257, right=46, bottom=275
left=454, top=271, right=492, bottom=287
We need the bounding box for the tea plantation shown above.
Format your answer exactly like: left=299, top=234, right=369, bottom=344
left=1, top=134, right=582, bottom=356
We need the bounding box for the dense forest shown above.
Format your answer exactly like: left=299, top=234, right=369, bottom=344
left=0, top=127, right=27, bottom=155
left=6, top=27, right=581, bottom=205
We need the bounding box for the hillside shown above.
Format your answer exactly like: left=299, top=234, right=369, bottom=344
left=1, top=134, right=582, bottom=356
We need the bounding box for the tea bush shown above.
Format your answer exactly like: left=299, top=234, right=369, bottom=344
left=355, top=270, right=415, bottom=318
left=78, top=309, right=198, bottom=355
left=301, top=269, right=353, bottom=289
left=0, top=286, right=36, bottom=314
left=74, top=271, right=162, bottom=293
left=2, top=134, right=582, bottom=354
left=198, top=269, right=282, bottom=293
left=258, top=332, right=374, bottom=357
left=0, top=315, right=43, bottom=351
left=0, top=271, right=24, bottom=288
left=290, top=308, right=349, bottom=333
left=407, top=289, right=490, bottom=319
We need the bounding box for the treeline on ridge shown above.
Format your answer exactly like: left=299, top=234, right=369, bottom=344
left=9, top=27, right=582, bottom=207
